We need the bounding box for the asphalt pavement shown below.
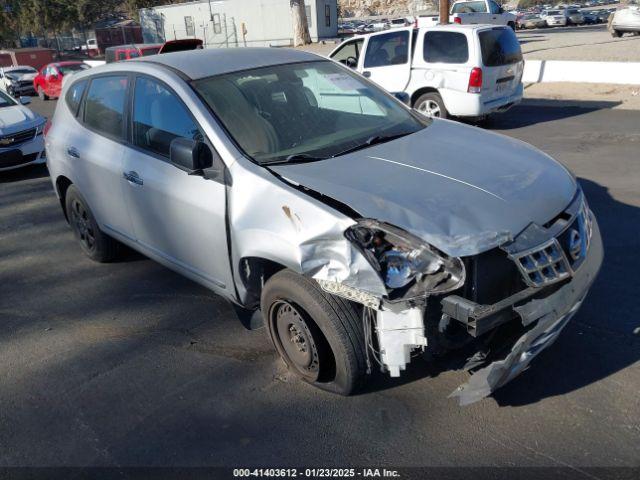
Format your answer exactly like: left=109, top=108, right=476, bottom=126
left=1, top=97, right=639, bottom=470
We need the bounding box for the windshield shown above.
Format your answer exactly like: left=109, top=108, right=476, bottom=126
left=59, top=64, right=90, bottom=75
left=193, top=60, right=427, bottom=165
left=0, top=90, right=16, bottom=108
left=547, top=10, right=561, bottom=14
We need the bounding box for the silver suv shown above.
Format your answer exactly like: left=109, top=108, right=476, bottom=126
left=45, top=48, right=602, bottom=404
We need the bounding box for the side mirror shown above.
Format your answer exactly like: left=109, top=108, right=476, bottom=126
left=170, top=137, right=228, bottom=183
left=392, top=91, right=411, bottom=105
left=499, top=7, right=504, bottom=13
left=170, top=137, right=213, bottom=173
left=345, top=56, right=358, bottom=69
left=19, top=96, right=31, bottom=105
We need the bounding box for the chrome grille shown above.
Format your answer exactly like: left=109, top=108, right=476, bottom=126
left=511, top=196, right=593, bottom=288
left=512, top=238, right=571, bottom=287
left=0, top=128, right=37, bottom=148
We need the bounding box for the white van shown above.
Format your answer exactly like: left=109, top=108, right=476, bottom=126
left=329, top=25, right=524, bottom=119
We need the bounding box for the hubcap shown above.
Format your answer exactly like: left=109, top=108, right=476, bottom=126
left=272, top=300, right=320, bottom=380
left=70, top=199, right=96, bottom=252
left=417, top=99, right=441, bottom=118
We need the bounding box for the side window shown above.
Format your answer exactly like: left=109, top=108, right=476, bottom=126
left=330, top=39, right=363, bottom=67
left=117, top=51, right=127, bottom=61
left=84, top=76, right=128, bottom=140
left=489, top=1, right=501, bottom=14
left=132, top=77, right=202, bottom=158
left=364, top=30, right=409, bottom=68
left=424, top=32, right=469, bottom=64
left=65, top=80, right=87, bottom=116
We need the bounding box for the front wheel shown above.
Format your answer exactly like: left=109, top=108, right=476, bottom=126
left=261, top=270, right=367, bottom=395
left=413, top=92, right=448, bottom=119
left=65, top=185, right=119, bottom=262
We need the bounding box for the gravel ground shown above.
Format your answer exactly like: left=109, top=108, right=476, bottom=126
left=524, top=82, right=640, bottom=109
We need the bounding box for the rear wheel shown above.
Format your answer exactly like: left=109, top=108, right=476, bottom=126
left=38, top=87, right=49, bottom=101
left=261, top=270, right=367, bottom=395
left=611, top=29, right=622, bottom=37
left=508, top=21, right=516, bottom=31
left=65, top=185, right=119, bottom=262
left=413, top=92, right=448, bottom=119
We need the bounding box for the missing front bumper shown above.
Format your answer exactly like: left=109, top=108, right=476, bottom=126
left=449, top=217, right=603, bottom=405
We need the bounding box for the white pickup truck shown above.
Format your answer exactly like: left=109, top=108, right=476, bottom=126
left=416, top=0, right=517, bottom=29
left=329, top=24, right=523, bottom=119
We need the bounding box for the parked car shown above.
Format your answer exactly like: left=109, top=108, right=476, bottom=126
left=0, top=65, right=37, bottom=97
left=33, top=61, right=90, bottom=100
left=610, top=6, right=640, bottom=36
left=416, top=0, right=518, bottom=29
left=0, top=90, right=46, bottom=172
left=517, top=13, right=548, bottom=28
left=329, top=25, right=523, bottom=120
left=541, top=9, right=568, bottom=26
left=44, top=48, right=602, bottom=403
left=582, top=10, right=603, bottom=23
left=565, top=8, right=586, bottom=24
left=104, top=39, right=204, bottom=63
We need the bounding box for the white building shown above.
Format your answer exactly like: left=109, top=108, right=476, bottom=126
left=140, top=0, right=338, bottom=48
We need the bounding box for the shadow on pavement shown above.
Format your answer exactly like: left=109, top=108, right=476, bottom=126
left=485, top=100, right=622, bottom=129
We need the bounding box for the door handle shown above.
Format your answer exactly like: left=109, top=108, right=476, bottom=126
left=362, top=71, right=371, bottom=78
left=66, top=147, right=80, bottom=158
left=123, top=170, right=143, bottom=186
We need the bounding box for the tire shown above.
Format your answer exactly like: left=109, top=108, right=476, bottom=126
left=413, top=92, right=448, bottom=119
left=261, top=270, right=367, bottom=395
left=65, top=185, right=119, bottom=262
left=611, top=29, right=622, bottom=38
left=508, top=21, right=516, bottom=31
left=38, top=87, right=49, bottom=101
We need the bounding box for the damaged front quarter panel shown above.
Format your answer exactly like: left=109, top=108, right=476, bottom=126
left=450, top=217, right=604, bottom=406
left=228, top=161, right=388, bottom=308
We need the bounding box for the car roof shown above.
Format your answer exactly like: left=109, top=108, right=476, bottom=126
left=2, top=65, right=36, bottom=71
left=133, top=47, right=323, bottom=80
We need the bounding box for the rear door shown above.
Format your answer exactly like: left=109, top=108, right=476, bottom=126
left=416, top=29, right=473, bottom=95
left=476, top=27, right=523, bottom=102
left=68, top=74, right=135, bottom=240
left=359, top=28, right=413, bottom=93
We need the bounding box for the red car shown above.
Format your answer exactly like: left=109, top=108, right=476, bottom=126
left=32, top=61, right=90, bottom=100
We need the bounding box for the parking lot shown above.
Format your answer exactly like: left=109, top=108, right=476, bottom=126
left=1, top=96, right=638, bottom=470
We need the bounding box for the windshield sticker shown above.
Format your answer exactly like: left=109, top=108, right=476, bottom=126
left=324, top=73, right=362, bottom=91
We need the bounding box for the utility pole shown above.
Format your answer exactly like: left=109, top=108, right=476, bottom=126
left=439, top=0, right=449, bottom=24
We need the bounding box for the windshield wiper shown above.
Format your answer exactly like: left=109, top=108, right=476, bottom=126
left=332, top=132, right=411, bottom=158
left=262, top=153, right=328, bottom=166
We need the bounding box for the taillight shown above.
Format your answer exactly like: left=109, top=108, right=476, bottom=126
left=453, top=16, right=462, bottom=24
left=43, top=119, right=52, bottom=137
left=468, top=67, right=482, bottom=94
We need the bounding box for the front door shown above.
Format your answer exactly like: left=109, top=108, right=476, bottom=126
left=121, top=75, right=232, bottom=293
left=359, top=28, right=413, bottom=93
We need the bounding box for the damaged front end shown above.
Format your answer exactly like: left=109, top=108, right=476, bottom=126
left=311, top=190, right=603, bottom=404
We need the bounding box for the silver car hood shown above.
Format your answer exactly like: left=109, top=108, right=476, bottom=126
left=270, top=119, right=577, bottom=257
left=0, top=105, right=41, bottom=135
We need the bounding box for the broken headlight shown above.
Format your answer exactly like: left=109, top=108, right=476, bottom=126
left=345, top=220, right=465, bottom=299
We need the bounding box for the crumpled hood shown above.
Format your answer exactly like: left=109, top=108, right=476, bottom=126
left=7, top=72, right=37, bottom=82
left=0, top=105, right=42, bottom=135
left=270, top=119, right=576, bottom=257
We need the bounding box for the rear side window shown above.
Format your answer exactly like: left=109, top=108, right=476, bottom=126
left=84, top=76, right=128, bottom=140
left=424, top=31, right=468, bottom=64
left=479, top=28, right=523, bottom=67
left=451, top=1, right=488, bottom=13
left=132, top=77, right=202, bottom=157
left=364, top=30, right=410, bottom=68
left=65, top=80, right=87, bottom=116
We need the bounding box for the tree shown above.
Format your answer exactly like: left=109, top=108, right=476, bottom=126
left=290, top=0, right=311, bottom=46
